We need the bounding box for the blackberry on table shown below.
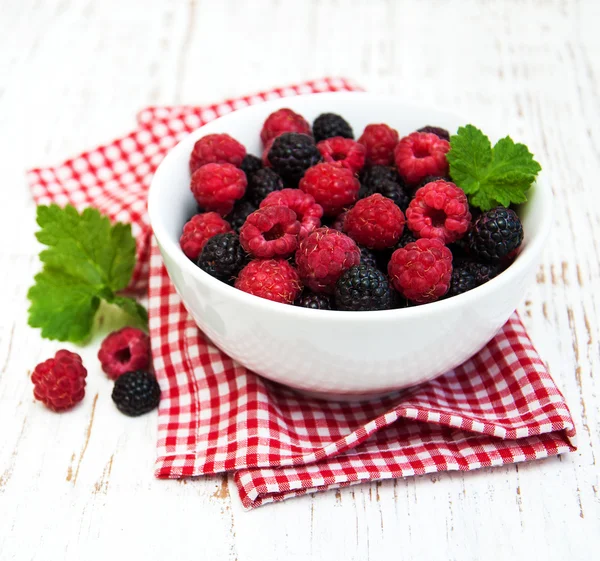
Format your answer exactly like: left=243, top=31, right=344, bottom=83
left=295, top=291, right=332, bottom=310
left=268, top=132, right=322, bottom=186
left=312, top=113, right=354, bottom=143
left=246, top=168, right=284, bottom=207
left=469, top=207, right=524, bottom=262
left=335, top=264, right=393, bottom=311
left=226, top=200, right=257, bottom=232
left=197, top=232, right=248, bottom=283
left=111, top=370, right=160, bottom=417
left=240, top=154, right=262, bottom=180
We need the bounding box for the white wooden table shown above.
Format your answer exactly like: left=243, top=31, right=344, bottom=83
left=1, top=1, right=598, bottom=559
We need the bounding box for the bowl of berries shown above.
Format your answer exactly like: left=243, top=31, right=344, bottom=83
left=148, top=92, right=549, bottom=399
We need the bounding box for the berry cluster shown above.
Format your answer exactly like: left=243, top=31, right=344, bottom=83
left=181, top=109, right=525, bottom=310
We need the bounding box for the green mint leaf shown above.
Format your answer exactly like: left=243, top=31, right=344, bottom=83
left=28, top=204, right=146, bottom=342
left=27, top=269, right=102, bottom=343
left=447, top=125, right=542, bottom=211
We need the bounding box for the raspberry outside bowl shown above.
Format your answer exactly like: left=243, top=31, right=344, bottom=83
left=148, top=93, right=552, bottom=400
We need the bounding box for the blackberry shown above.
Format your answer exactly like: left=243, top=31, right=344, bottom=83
left=295, top=291, right=332, bottom=310
left=417, top=175, right=448, bottom=188
left=240, top=154, right=262, bottom=180
left=226, top=200, right=257, bottom=232
left=469, top=207, right=523, bottom=262
left=197, top=232, right=248, bottom=283
left=359, top=165, right=410, bottom=211
left=335, top=265, right=393, bottom=311
left=358, top=245, right=379, bottom=269
left=417, top=126, right=450, bottom=142
left=246, top=168, right=284, bottom=206
left=111, top=370, right=160, bottom=417
left=268, top=132, right=322, bottom=186
left=395, top=229, right=418, bottom=249
left=447, top=263, right=478, bottom=297
left=448, top=235, right=470, bottom=260
left=312, top=113, right=354, bottom=143
left=464, top=260, right=501, bottom=286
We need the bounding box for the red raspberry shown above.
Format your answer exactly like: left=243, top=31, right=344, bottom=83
left=190, top=163, right=247, bottom=216
left=357, top=124, right=399, bottom=166
left=235, top=259, right=302, bottom=304
left=394, top=132, right=450, bottom=186
left=239, top=205, right=301, bottom=258
left=179, top=212, right=232, bottom=260
left=344, top=194, right=405, bottom=250
left=316, top=137, right=366, bottom=174
left=261, top=138, right=275, bottom=167
left=388, top=238, right=453, bottom=303
left=299, top=163, right=360, bottom=216
left=98, top=327, right=151, bottom=380
left=189, top=134, right=246, bottom=174
left=260, top=188, right=323, bottom=239
left=31, top=350, right=87, bottom=412
left=406, top=180, right=471, bottom=244
left=295, top=228, right=361, bottom=294
left=260, top=108, right=311, bottom=145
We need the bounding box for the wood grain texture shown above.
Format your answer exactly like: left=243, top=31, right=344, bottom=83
left=0, top=0, right=598, bottom=559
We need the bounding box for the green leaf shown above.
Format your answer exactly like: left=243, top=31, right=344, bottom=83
left=27, top=268, right=101, bottom=343
left=28, top=204, right=146, bottom=342
left=447, top=125, right=542, bottom=211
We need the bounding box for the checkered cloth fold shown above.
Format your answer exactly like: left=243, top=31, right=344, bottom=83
left=27, top=78, right=576, bottom=509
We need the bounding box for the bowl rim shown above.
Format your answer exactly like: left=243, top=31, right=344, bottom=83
left=148, top=91, right=552, bottom=322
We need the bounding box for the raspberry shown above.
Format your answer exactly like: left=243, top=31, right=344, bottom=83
left=189, top=134, right=246, bottom=174
left=388, top=238, right=453, bottom=303
left=31, top=350, right=87, bottom=412
left=417, top=125, right=450, bottom=142
left=98, top=327, right=151, bottom=380
left=190, top=163, right=247, bottom=216
left=239, top=205, right=301, bottom=258
left=358, top=245, right=379, bottom=269
left=179, top=212, right=232, bottom=260
left=316, top=137, right=366, bottom=174
left=268, top=133, right=322, bottom=186
left=357, top=124, right=399, bottom=166
left=246, top=168, right=284, bottom=207
left=406, top=180, right=471, bottom=244
left=447, top=262, right=478, bottom=297
left=468, top=207, right=524, bottom=263
left=299, top=163, right=360, bottom=216
left=260, top=188, right=323, bottom=239
left=261, top=108, right=311, bottom=145
left=240, top=154, right=262, bottom=180
left=235, top=259, right=302, bottom=304
left=344, top=194, right=405, bottom=250
left=295, top=228, right=361, bottom=294
left=312, top=113, right=354, bottom=143
left=225, top=200, right=257, bottom=233
left=261, top=138, right=275, bottom=167
left=295, top=291, right=332, bottom=310
left=197, top=232, right=249, bottom=283
left=335, top=264, right=393, bottom=311
left=374, top=229, right=418, bottom=272
left=394, top=132, right=450, bottom=186
left=111, top=370, right=160, bottom=417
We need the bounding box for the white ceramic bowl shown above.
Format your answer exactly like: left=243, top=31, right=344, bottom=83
left=148, top=92, right=551, bottom=400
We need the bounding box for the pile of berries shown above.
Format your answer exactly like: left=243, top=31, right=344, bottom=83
left=181, top=108, right=524, bottom=311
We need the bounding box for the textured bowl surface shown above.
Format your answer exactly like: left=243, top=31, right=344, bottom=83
left=148, top=92, right=551, bottom=400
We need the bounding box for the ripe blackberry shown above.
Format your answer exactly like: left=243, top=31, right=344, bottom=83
left=418, top=175, right=449, bottom=188
left=469, top=207, right=524, bottom=262
left=111, top=370, right=160, bottom=417
left=360, top=165, right=400, bottom=185
left=335, top=264, right=393, bottom=311
left=312, top=113, right=354, bottom=143
left=246, top=168, right=284, bottom=207
left=226, top=200, right=257, bottom=233
left=295, top=291, right=332, bottom=310
left=197, top=232, right=248, bottom=283
left=359, top=165, right=410, bottom=211
left=240, top=154, right=262, bottom=180
left=268, top=133, right=322, bottom=186
left=464, top=260, right=501, bottom=285
left=447, top=263, right=478, bottom=297
left=417, top=126, right=450, bottom=141
left=359, top=245, right=379, bottom=269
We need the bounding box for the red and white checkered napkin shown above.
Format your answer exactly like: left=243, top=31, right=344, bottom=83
left=27, top=78, right=576, bottom=509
